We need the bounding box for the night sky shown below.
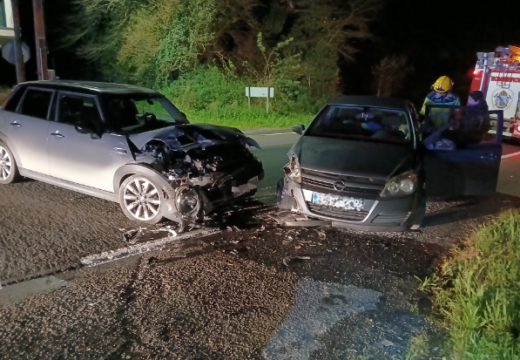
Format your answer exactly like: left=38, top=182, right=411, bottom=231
left=2, top=0, right=519, bottom=107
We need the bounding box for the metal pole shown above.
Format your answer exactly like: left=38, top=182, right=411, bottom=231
left=266, top=87, right=269, bottom=113
left=11, top=0, right=26, bottom=83
left=32, top=0, right=48, bottom=80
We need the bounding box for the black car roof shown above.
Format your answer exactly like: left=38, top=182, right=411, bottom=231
left=20, top=80, right=159, bottom=96
left=329, top=96, right=410, bottom=110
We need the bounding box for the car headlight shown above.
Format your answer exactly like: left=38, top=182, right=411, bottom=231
left=284, top=155, right=302, bottom=183
left=380, top=171, right=417, bottom=197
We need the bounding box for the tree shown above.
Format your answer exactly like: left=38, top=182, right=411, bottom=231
left=372, top=55, right=414, bottom=97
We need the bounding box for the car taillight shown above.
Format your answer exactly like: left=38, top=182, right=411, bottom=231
left=517, top=125, right=520, bottom=132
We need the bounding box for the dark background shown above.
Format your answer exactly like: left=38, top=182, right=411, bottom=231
left=2, top=0, right=519, bottom=107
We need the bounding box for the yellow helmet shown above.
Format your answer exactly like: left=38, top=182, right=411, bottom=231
left=432, top=76, right=453, bottom=93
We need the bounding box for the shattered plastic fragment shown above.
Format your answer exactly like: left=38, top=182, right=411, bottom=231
left=283, top=256, right=311, bottom=266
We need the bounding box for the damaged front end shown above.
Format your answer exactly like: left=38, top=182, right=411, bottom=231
left=128, top=124, right=264, bottom=225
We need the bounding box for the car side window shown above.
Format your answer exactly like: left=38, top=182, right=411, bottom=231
left=18, top=89, right=53, bottom=119
left=58, top=94, right=102, bottom=129
left=1, top=86, right=26, bottom=111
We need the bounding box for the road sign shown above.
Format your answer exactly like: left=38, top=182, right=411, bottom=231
left=1, top=39, right=30, bottom=65
left=245, top=87, right=275, bottom=112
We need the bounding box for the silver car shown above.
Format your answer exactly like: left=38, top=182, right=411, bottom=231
left=0, top=81, right=263, bottom=226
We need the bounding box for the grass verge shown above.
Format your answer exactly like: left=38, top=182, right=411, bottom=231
left=410, top=210, right=520, bottom=359
left=183, top=107, right=314, bottom=129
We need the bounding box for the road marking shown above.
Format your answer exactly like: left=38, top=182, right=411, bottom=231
left=502, top=151, right=520, bottom=159
left=80, top=228, right=220, bottom=267
left=258, top=132, right=296, bottom=136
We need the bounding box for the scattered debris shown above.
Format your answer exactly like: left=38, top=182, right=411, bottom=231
left=283, top=256, right=311, bottom=266
left=121, top=227, right=146, bottom=244
left=232, top=225, right=241, bottom=232
left=158, top=227, right=178, bottom=237
left=380, top=339, right=395, bottom=347
left=314, top=229, right=327, bottom=239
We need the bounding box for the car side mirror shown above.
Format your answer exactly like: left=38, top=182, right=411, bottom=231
left=75, top=121, right=93, bottom=135
left=293, top=124, right=305, bottom=135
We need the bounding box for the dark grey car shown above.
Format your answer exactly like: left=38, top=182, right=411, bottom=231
left=0, top=81, right=263, bottom=227
left=277, top=96, right=503, bottom=231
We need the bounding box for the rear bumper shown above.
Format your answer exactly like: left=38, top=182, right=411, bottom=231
left=279, top=177, right=424, bottom=232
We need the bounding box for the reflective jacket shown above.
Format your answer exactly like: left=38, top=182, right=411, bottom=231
left=420, top=91, right=460, bottom=129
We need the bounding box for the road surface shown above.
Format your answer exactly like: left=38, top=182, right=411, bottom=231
left=2, top=131, right=520, bottom=358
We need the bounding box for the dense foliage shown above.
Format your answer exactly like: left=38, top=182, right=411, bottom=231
left=68, top=0, right=382, bottom=127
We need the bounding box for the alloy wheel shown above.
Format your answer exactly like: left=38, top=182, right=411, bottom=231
left=123, top=178, right=161, bottom=221
left=0, top=146, right=12, bottom=181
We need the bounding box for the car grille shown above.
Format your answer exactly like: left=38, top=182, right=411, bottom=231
left=306, top=202, right=368, bottom=221
left=301, top=169, right=385, bottom=196
left=302, top=177, right=382, bottom=195
left=371, top=212, right=411, bottom=225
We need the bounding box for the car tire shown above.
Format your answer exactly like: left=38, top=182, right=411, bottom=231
left=119, top=175, right=165, bottom=224
left=0, top=141, right=20, bottom=185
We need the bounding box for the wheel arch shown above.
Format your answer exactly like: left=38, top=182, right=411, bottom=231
left=0, top=131, right=23, bottom=168
left=113, top=164, right=175, bottom=199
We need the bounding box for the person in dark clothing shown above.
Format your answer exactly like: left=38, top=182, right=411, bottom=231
left=448, top=90, right=490, bottom=146
left=465, top=90, right=489, bottom=124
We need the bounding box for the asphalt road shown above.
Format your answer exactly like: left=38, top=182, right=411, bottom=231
left=2, top=131, right=520, bottom=283
left=3, top=131, right=520, bottom=358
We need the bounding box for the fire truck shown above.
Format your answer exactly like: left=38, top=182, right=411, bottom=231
left=470, top=45, right=520, bottom=141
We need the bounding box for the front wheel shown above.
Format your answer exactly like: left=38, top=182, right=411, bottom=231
left=119, top=175, right=164, bottom=224
left=0, top=142, right=20, bottom=185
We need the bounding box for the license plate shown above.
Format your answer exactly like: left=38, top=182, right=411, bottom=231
left=312, top=193, right=364, bottom=211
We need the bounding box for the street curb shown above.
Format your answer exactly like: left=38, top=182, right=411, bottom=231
left=80, top=228, right=221, bottom=267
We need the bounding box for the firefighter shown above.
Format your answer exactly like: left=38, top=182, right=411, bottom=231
left=420, top=76, right=460, bottom=130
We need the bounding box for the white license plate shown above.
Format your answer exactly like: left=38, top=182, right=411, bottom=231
left=312, top=193, right=364, bottom=211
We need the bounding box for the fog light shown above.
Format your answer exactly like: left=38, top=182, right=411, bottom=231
left=176, top=187, right=200, bottom=216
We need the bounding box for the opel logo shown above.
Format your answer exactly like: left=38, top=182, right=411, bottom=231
left=333, top=180, right=346, bottom=191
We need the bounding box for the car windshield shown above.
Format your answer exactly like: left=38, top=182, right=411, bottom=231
left=306, top=105, right=412, bottom=144
left=104, top=95, right=188, bottom=133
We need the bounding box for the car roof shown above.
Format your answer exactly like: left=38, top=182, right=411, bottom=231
left=329, top=96, right=410, bottom=110
left=19, top=80, right=159, bottom=96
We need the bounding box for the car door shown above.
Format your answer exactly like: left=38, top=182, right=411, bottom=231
left=422, top=105, right=503, bottom=197
left=1, top=87, right=54, bottom=174
left=47, top=91, right=133, bottom=192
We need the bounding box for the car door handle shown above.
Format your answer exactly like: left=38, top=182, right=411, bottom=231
left=50, top=132, right=65, bottom=138
left=10, top=122, right=21, bottom=127
left=113, top=147, right=127, bottom=155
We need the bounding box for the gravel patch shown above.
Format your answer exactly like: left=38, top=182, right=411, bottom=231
left=0, top=252, right=298, bottom=359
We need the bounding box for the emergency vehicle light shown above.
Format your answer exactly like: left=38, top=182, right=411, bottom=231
left=517, top=125, right=520, bottom=132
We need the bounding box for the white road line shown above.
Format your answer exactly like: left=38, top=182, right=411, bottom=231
left=80, top=228, right=220, bottom=267
left=257, top=132, right=296, bottom=136
left=502, top=151, right=520, bottom=159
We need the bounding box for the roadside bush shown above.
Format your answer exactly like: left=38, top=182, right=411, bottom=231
left=159, top=65, right=315, bottom=129
left=415, top=211, right=520, bottom=359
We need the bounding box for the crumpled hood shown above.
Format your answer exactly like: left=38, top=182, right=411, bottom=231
left=289, top=136, right=414, bottom=179
left=129, top=123, right=260, bottom=151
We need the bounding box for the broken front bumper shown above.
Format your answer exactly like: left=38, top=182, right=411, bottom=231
left=278, top=177, right=424, bottom=232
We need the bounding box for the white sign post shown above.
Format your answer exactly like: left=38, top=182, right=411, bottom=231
left=245, top=87, right=275, bottom=112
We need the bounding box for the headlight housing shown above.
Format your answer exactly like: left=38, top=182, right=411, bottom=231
left=284, top=155, right=302, bottom=183
left=380, top=170, right=418, bottom=197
